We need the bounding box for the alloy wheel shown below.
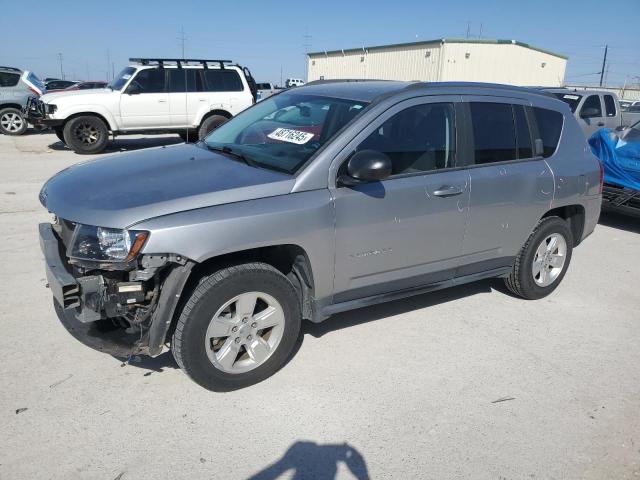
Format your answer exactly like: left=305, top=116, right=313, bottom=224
left=204, top=291, right=285, bottom=374
left=0, top=112, right=24, bottom=133
left=532, top=233, right=567, bottom=287
left=73, top=122, right=100, bottom=145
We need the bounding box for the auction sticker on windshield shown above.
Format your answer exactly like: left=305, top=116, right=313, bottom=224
left=267, top=128, right=315, bottom=144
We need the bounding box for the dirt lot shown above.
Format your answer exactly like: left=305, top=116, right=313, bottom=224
left=1, top=131, right=639, bottom=480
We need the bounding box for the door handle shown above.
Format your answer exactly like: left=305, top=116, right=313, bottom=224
left=158, top=99, right=167, bottom=103
left=432, top=185, right=464, bottom=197
left=597, top=122, right=605, bottom=127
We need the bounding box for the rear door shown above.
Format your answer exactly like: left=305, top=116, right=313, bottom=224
left=331, top=97, right=471, bottom=302
left=459, top=98, right=554, bottom=273
left=119, top=68, right=170, bottom=129
left=168, top=68, right=205, bottom=128
left=602, top=94, right=619, bottom=129
left=577, top=94, right=605, bottom=137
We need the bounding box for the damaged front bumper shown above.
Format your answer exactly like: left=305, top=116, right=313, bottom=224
left=39, top=222, right=193, bottom=358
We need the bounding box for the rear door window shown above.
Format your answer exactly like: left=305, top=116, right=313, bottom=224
left=204, top=70, right=244, bottom=92
left=603, top=95, right=616, bottom=117
left=532, top=107, right=563, bottom=158
left=469, top=102, right=517, bottom=164
left=0, top=72, right=20, bottom=87
left=168, top=69, right=204, bottom=93
left=580, top=95, right=602, bottom=117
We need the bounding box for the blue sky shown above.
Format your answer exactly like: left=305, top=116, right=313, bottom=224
left=1, top=0, right=638, bottom=87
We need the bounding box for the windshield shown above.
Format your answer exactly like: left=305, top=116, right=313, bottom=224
left=108, top=67, right=136, bottom=91
left=204, top=93, right=369, bottom=174
left=553, top=92, right=582, bottom=112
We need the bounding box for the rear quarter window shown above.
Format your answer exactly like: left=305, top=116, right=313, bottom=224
left=204, top=70, right=244, bottom=92
left=533, top=107, right=563, bottom=158
left=603, top=95, right=616, bottom=117
left=0, top=72, right=20, bottom=87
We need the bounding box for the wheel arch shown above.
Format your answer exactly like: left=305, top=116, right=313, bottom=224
left=542, top=204, right=586, bottom=246
left=174, top=244, right=316, bottom=332
left=0, top=103, right=24, bottom=111
left=197, top=108, right=232, bottom=128
left=62, top=111, right=113, bottom=131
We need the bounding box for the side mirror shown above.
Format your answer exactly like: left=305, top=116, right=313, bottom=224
left=126, top=83, right=141, bottom=95
left=339, top=150, right=392, bottom=186
left=580, top=107, right=600, bottom=118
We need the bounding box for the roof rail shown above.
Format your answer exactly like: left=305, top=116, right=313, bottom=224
left=305, top=79, right=388, bottom=86
left=0, top=66, right=22, bottom=72
left=129, top=58, right=232, bottom=69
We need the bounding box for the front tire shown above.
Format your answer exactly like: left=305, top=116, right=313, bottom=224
left=0, top=108, right=28, bottom=135
left=172, top=263, right=301, bottom=391
left=53, top=128, right=65, bottom=143
left=504, top=216, right=573, bottom=300
left=63, top=115, right=109, bottom=154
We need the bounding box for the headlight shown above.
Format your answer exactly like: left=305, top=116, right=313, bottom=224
left=46, top=104, right=57, bottom=114
left=69, top=224, right=148, bottom=262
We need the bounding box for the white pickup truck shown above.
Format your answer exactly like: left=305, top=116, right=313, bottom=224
left=25, top=58, right=257, bottom=153
left=545, top=88, right=638, bottom=138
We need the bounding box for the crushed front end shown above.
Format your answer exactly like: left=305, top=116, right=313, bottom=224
left=39, top=219, right=193, bottom=359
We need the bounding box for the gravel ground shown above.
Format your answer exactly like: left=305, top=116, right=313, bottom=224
left=0, top=131, right=639, bottom=480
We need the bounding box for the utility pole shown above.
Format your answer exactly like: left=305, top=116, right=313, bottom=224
left=303, top=27, right=312, bottom=81
left=106, top=49, right=111, bottom=81
left=280, top=65, right=283, bottom=88
left=178, top=26, right=187, bottom=59
left=479, top=23, right=483, bottom=39
left=466, top=21, right=471, bottom=39
left=57, top=53, right=64, bottom=80
left=599, top=44, right=608, bottom=87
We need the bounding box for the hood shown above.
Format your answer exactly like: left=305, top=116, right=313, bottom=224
left=40, top=143, right=295, bottom=228
left=41, top=88, right=113, bottom=102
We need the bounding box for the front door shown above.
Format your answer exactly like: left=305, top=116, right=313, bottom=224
left=577, top=94, right=605, bottom=137
left=119, top=67, right=170, bottom=129
left=331, top=98, right=470, bottom=303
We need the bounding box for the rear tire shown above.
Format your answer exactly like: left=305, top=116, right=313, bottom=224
left=504, top=216, right=573, bottom=300
left=53, top=128, right=65, bottom=143
left=63, top=115, right=109, bottom=154
left=0, top=108, right=28, bottom=135
left=198, top=114, right=228, bottom=140
left=172, top=262, right=301, bottom=391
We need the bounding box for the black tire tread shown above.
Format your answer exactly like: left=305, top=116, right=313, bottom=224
left=504, top=216, right=572, bottom=299
left=172, top=262, right=299, bottom=388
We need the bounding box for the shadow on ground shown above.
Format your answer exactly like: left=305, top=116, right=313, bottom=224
left=248, top=441, right=369, bottom=480
left=124, top=280, right=494, bottom=376
left=305, top=279, right=493, bottom=338
left=47, top=134, right=183, bottom=153
left=598, top=210, right=640, bottom=234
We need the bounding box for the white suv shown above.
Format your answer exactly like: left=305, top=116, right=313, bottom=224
left=26, top=58, right=257, bottom=154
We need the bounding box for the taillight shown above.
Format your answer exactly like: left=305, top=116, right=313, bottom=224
left=598, top=160, right=604, bottom=194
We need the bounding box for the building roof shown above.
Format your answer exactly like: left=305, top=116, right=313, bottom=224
left=308, top=38, right=568, bottom=60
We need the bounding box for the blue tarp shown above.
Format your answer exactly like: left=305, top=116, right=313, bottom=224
left=588, top=129, right=640, bottom=190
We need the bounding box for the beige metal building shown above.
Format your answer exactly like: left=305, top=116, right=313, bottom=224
left=307, top=38, right=567, bottom=87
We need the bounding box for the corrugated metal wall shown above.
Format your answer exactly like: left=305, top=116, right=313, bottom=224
left=308, top=43, right=442, bottom=82
left=308, top=41, right=566, bottom=87
left=440, top=43, right=565, bottom=86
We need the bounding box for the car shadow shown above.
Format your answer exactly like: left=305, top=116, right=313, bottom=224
left=47, top=135, right=184, bottom=153
left=247, top=441, right=369, bottom=480
left=598, top=210, right=640, bottom=234
left=123, top=280, right=495, bottom=377
left=304, top=279, right=494, bottom=338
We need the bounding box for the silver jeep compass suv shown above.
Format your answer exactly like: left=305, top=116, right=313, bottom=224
left=39, top=81, right=602, bottom=391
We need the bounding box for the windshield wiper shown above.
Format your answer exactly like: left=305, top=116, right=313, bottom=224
left=205, top=144, right=257, bottom=168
